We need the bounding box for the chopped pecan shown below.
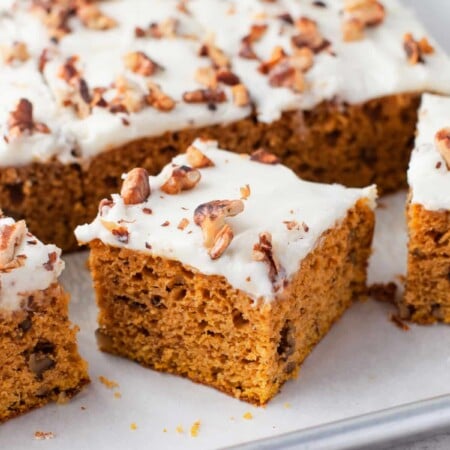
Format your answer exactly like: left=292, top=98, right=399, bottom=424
left=216, top=69, right=240, bottom=86
left=194, top=199, right=244, bottom=248
left=278, top=13, right=294, bottom=25
left=121, top=168, right=151, bottom=205
left=403, top=33, right=434, bottom=65
left=182, top=88, right=226, bottom=104
left=186, top=145, right=215, bottom=168
left=2, top=41, right=30, bottom=64
left=258, top=46, right=287, bottom=75
left=435, top=127, right=450, bottom=169
left=76, top=3, right=117, bottom=30
left=252, top=232, right=286, bottom=292
left=290, top=47, right=314, bottom=73
left=209, top=223, right=234, bottom=260
left=135, top=18, right=179, bottom=39
left=7, top=98, right=50, bottom=140
left=111, top=226, right=129, bottom=243
left=199, top=42, right=230, bottom=69
left=342, top=0, right=385, bottom=41
left=110, top=76, right=145, bottom=113
left=38, top=48, right=50, bottom=73
left=43, top=252, right=58, bottom=271
left=239, top=24, right=268, bottom=60
left=146, top=81, right=176, bottom=111
left=292, top=17, right=329, bottom=53
left=231, top=84, right=250, bottom=107
left=268, top=61, right=305, bottom=92
left=98, top=198, right=114, bottom=215
left=160, top=165, right=201, bottom=194
left=240, top=184, right=251, bottom=200
left=194, top=66, right=218, bottom=88
left=124, top=51, right=161, bottom=76
left=250, top=149, right=280, bottom=164
left=0, top=220, right=26, bottom=268
left=177, top=218, right=189, bottom=230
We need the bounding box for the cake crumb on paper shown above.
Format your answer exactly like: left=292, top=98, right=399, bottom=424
left=283, top=402, right=291, bottom=409
left=98, top=375, right=119, bottom=389
left=176, top=425, right=184, bottom=434
left=390, top=314, right=410, bottom=331
left=34, top=431, right=55, bottom=440
left=190, top=420, right=201, bottom=437
left=243, top=412, right=253, bottom=420
left=114, top=391, right=122, bottom=399
left=130, top=422, right=138, bottom=431
left=163, top=428, right=168, bottom=433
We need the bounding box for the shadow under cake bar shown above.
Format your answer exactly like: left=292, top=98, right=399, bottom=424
left=404, top=94, right=450, bottom=324
left=1, top=0, right=449, bottom=251
left=0, top=214, right=89, bottom=423
left=76, top=139, right=376, bottom=405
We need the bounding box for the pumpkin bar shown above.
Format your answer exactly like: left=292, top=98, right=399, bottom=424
left=76, top=140, right=376, bottom=404
left=0, top=0, right=448, bottom=251
left=0, top=214, right=89, bottom=422
left=404, top=94, right=450, bottom=324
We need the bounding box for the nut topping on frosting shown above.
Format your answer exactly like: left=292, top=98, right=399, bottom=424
left=146, top=82, right=176, bottom=112
left=252, top=232, right=286, bottom=292
left=135, top=18, right=179, bottom=39
left=403, top=33, right=435, bottom=65
left=435, top=128, right=450, bottom=169
left=1, top=41, right=30, bottom=65
left=239, top=24, right=268, bottom=60
left=231, top=84, right=251, bottom=107
left=209, top=223, right=234, bottom=260
left=110, top=76, right=145, bottom=114
left=124, top=51, right=161, bottom=76
left=291, top=17, right=330, bottom=53
left=182, top=88, right=227, bottom=105
left=199, top=42, right=230, bottom=69
left=120, top=168, right=151, bottom=205
left=7, top=99, right=50, bottom=141
left=194, top=199, right=244, bottom=249
left=186, top=145, right=215, bottom=168
left=342, top=0, right=385, bottom=42
left=0, top=220, right=26, bottom=268
left=250, top=149, right=280, bottom=164
left=77, top=3, right=117, bottom=30
left=161, top=166, right=201, bottom=195
left=240, top=184, right=251, bottom=200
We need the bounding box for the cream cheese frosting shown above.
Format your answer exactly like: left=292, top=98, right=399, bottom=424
left=408, top=94, right=450, bottom=211
left=0, top=216, right=65, bottom=311
left=1, top=0, right=450, bottom=167
left=75, top=140, right=376, bottom=301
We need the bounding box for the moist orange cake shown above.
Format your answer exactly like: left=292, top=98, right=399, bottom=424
left=1, top=0, right=449, bottom=251
left=76, top=140, right=376, bottom=405
left=403, top=94, right=450, bottom=324
left=0, top=214, right=89, bottom=422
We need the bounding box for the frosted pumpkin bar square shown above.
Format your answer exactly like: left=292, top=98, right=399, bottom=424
left=0, top=214, right=89, bottom=422
left=76, top=139, right=376, bottom=404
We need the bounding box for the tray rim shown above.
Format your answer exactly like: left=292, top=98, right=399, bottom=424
left=227, top=393, right=450, bottom=450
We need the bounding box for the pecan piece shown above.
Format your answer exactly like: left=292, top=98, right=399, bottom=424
left=342, top=0, right=385, bottom=42
left=258, top=46, right=287, bottom=75
left=231, top=84, right=250, bottom=107
left=199, top=42, right=230, bottom=69
left=292, top=17, right=329, bottom=53
left=0, top=220, right=26, bottom=268
left=194, top=199, right=244, bottom=248
left=2, top=41, right=30, bottom=64
left=186, top=145, right=215, bottom=168
left=124, top=51, right=161, bottom=76
left=194, top=66, right=217, bottom=88
left=403, top=33, right=434, bottom=65
left=252, top=232, right=286, bottom=292
left=182, top=88, right=226, bottom=104
left=435, top=128, right=450, bottom=169
left=110, top=76, right=145, bottom=113
left=77, top=3, right=117, bottom=30
left=268, top=61, right=306, bottom=92
left=121, top=168, right=151, bottom=205
left=239, top=24, right=268, bottom=60
left=160, top=166, right=201, bottom=195
left=7, top=99, right=50, bottom=140
left=135, top=18, right=179, bottom=39
left=216, top=69, right=240, bottom=86
left=250, top=149, right=280, bottom=164
left=209, top=223, right=234, bottom=260
left=146, top=81, right=176, bottom=112
left=240, top=184, right=251, bottom=200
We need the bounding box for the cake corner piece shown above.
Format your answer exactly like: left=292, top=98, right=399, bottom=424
left=76, top=139, right=376, bottom=405
left=0, top=213, right=89, bottom=423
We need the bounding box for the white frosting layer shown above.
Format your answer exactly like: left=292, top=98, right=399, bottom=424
left=0, top=217, right=65, bottom=311
left=408, top=94, right=450, bottom=211
left=1, top=0, right=450, bottom=166
left=75, top=140, right=376, bottom=300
